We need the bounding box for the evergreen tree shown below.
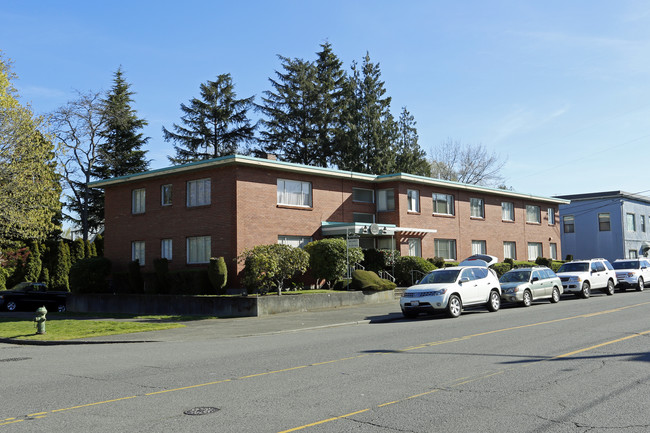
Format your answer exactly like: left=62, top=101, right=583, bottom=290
left=164, top=74, right=255, bottom=164
left=258, top=56, right=319, bottom=165
left=337, top=53, right=397, bottom=175
left=51, top=240, right=71, bottom=292
left=97, top=67, right=150, bottom=178
left=0, top=53, right=61, bottom=244
left=394, top=107, right=430, bottom=176
left=24, top=241, right=43, bottom=282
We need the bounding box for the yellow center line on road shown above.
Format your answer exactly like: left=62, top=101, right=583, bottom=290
left=278, top=329, right=650, bottom=433
left=4, top=300, right=650, bottom=428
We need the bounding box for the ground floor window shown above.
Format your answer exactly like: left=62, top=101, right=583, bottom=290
left=471, top=240, right=486, bottom=255
left=629, top=249, right=638, bottom=259
left=278, top=235, right=312, bottom=248
left=161, top=239, right=172, bottom=260
left=527, top=242, right=543, bottom=261
left=132, top=241, right=145, bottom=265
left=187, top=236, right=211, bottom=264
left=408, top=238, right=422, bottom=257
left=550, top=243, right=557, bottom=260
left=377, top=238, right=395, bottom=250
left=435, top=239, right=457, bottom=260
left=503, top=241, right=516, bottom=260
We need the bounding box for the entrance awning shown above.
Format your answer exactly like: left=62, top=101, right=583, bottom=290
left=321, top=222, right=437, bottom=236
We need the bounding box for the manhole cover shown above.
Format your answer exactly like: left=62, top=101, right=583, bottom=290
left=184, top=407, right=220, bottom=416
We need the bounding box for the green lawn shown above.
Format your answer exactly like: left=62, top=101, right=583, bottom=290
left=0, top=317, right=185, bottom=341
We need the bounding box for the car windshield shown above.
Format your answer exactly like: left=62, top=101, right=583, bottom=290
left=612, top=261, right=639, bottom=270
left=558, top=262, right=589, bottom=272
left=500, top=270, right=531, bottom=283
left=419, top=269, right=460, bottom=284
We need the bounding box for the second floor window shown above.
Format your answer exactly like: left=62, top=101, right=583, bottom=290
left=277, top=179, right=312, bottom=207
left=132, top=188, right=145, bottom=214
left=352, top=188, right=374, bottom=203
left=627, top=213, right=636, bottom=231
left=161, top=184, right=172, bottom=206
left=526, top=205, right=541, bottom=223
left=187, top=178, right=211, bottom=207
left=598, top=213, right=610, bottom=231
left=470, top=198, right=484, bottom=218
left=502, top=202, right=514, bottom=221
left=433, top=193, right=454, bottom=215
left=642, top=216, right=646, bottom=232
left=407, top=189, right=420, bottom=212
left=547, top=208, right=555, bottom=225
left=377, top=189, right=395, bottom=212
left=563, top=215, right=575, bottom=233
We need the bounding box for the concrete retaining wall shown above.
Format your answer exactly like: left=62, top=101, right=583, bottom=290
left=67, top=290, right=395, bottom=317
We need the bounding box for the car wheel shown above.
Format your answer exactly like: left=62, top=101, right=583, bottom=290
left=522, top=290, right=532, bottom=307
left=57, top=304, right=66, bottom=313
left=5, top=301, right=17, bottom=311
left=605, top=279, right=615, bottom=296
left=580, top=281, right=590, bottom=299
left=487, top=290, right=500, bottom=312
left=637, top=277, right=644, bottom=292
left=550, top=287, right=561, bottom=303
left=446, top=294, right=462, bottom=318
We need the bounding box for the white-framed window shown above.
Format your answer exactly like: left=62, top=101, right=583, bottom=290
left=187, top=236, right=211, bottom=264
left=503, top=241, right=517, bottom=260
left=550, top=243, right=558, bottom=260
left=131, top=241, right=145, bottom=265
left=352, top=188, right=374, bottom=203
left=470, top=198, right=484, bottom=218
left=547, top=208, right=555, bottom=225
left=471, top=240, right=487, bottom=255
left=527, top=242, right=543, bottom=261
left=161, top=184, right=172, bottom=206
left=563, top=215, right=575, bottom=233
left=408, top=238, right=422, bottom=257
left=598, top=213, right=610, bottom=231
left=526, top=205, right=541, bottom=223
left=161, top=239, right=172, bottom=260
left=627, top=213, right=636, bottom=232
left=277, top=179, right=312, bottom=207
left=132, top=188, right=145, bottom=214
left=353, top=212, right=375, bottom=223
left=187, top=178, right=211, bottom=207
left=435, top=239, right=457, bottom=260
left=377, top=189, right=395, bottom=212
left=502, top=202, right=514, bottom=221
left=407, top=189, right=420, bottom=213
left=432, top=193, right=454, bottom=215
left=278, top=235, right=312, bottom=248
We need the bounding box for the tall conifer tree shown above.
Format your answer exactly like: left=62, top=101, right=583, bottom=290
left=164, top=74, right=255, bottom=164
left=394, top=107, right=430, bottom=176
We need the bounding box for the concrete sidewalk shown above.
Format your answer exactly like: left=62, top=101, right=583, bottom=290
left=0, top=301, right=405, bottom=345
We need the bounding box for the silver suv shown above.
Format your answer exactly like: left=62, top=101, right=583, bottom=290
left=556, top=258, right=617, bottom=298
left=612, top=258, right=650, bottom=291
left=499, top=266, right=563, bottom=306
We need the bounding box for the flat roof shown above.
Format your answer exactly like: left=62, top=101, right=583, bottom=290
left=90, top=154, right=568, bottom=205
left=555, top=190, right=650, bottom=205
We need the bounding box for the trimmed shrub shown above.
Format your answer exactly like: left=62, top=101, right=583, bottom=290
left=208, top=257, right=228, bottom=294
left=394, top=256, right=436, bottom=286
left=428, top=256, right=446, bottom=268
left=504, top=257, right=514, bottom=267
left=305, top=239, right=363, bottom=289
left=550, top=261, right=563, bottom=272
left=153, top=258, right=170, bottom=294
left=350, top=269, right=396, bottom=291
left=513, top=260, right=536, bottom=268
left=50, top=241, right=71, bottom=292
left=565, top=254, right=573, bottom=261
left=535, top=257, right=552, bottom=267
left=69, top=257, right=112, bottom=293
left=491, top=262, right=512, bottom=277
left=239, top=244, right=309, bottom=294
left=128, top=260, right=144, bottom=293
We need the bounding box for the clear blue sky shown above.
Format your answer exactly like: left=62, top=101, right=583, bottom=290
left=2, top=0, right=649, bottom=198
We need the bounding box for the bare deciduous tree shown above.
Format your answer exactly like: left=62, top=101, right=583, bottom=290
left=429, top=138, right=507, bottom=186
left=50, top=90, right=106, bottom=241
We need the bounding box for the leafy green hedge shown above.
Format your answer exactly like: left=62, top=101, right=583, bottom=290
left=394, top=256, right=436, bottom=286
left=350, top=270, right=396, bottom=291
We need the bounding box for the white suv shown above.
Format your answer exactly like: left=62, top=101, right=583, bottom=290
left=556, top=258, right=617, bottom=298
left=400, top=255, right=501, bottom=318
left=612, top=258, right=650, bottom=291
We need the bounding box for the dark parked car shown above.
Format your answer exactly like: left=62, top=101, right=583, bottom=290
left=0, top=282, right=67, bottom=312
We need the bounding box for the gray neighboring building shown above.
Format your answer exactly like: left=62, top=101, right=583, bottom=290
left=556, top=191, right=650, bottom=262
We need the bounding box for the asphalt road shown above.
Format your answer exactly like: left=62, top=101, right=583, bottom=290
left=2, top=290, right=650, bottom=432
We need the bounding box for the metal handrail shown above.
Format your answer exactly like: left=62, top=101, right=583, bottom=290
left=410, top=269, right=428, bottom=285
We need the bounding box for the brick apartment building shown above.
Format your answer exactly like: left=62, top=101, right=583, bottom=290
left=90, top=154, right=567, bottom=285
